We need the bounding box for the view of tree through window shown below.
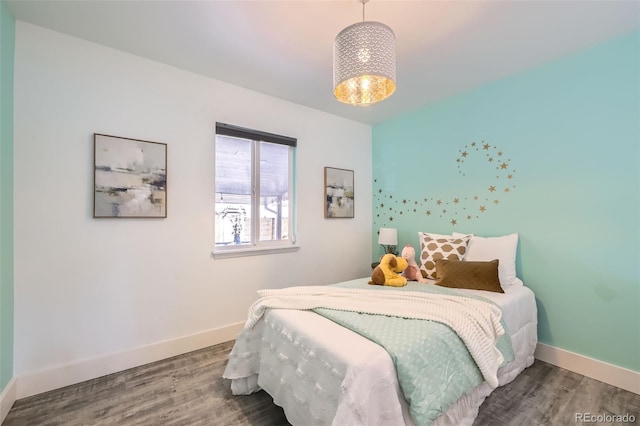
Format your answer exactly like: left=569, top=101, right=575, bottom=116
left=214, top=123, right=295, bottom=250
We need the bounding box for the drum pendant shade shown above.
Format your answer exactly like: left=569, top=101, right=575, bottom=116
left=333, top=20, right=396, bottom=106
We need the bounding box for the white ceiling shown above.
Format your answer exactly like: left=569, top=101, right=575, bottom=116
left=6, top=0, right=640, bottom=125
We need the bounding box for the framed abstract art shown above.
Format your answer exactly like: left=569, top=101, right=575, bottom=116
left=93, top=133, right=167, bottom=218
left=324, top=167, right=354, bottom=219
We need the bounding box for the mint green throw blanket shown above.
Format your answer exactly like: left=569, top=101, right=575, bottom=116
left=312, top=279, right=514, bottom=426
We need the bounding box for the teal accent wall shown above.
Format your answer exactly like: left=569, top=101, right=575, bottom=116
left=373, top=31, right=640, bottom=371
left=0, top=0, right=15, bottom=391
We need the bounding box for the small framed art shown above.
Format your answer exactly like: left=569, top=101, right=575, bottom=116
left=324, top=167, right=354, bottom=218
left=93, top=133, right=167, bottom=218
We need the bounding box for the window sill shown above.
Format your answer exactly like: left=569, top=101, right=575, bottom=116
left=212, top=245, right=300, bottom=259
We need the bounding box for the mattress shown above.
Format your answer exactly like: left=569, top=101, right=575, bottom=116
left=224, top=279, right=537, bottom=426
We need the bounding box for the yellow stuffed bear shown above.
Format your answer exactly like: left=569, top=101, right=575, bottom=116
left=369, top=253, right=409, bottom=287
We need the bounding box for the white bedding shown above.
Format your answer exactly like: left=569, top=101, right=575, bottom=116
left=225, top=281, right=537, bottom=426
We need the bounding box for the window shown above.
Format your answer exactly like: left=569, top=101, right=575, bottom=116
left=214, top=122, right=297, bottom=256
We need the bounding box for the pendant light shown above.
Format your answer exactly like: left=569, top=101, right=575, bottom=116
left=333, top=0, right=396, bottom=106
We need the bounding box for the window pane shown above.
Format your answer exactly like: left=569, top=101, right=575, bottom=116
left=215, top=136, right=252, bottom=246
left=259, top=142, right=289, bottom=242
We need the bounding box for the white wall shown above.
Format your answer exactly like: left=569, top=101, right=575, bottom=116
left=13, top=22, right=372, bottom=389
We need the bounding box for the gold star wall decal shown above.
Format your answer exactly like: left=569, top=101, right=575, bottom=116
left=372, top=139, right=516, bottom=229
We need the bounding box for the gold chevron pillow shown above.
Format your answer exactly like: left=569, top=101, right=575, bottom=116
left=418, top=234, right=470, bottom=279
left=435, top=259, right=504, bottom=293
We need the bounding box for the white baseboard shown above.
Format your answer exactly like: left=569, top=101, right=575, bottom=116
left=16, top=321, right=244, bottom=399
left=0, top=377, right=17, bottom=424
left=535, top=343, right=639, bottom=395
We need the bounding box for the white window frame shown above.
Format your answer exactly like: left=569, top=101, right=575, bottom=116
left=212, top=122, right=298, bottom=258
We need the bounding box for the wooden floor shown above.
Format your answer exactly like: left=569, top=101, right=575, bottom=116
left=4, top=340, right=639, bottom=426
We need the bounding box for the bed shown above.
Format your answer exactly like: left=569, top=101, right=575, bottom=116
left=223, top=232, right=538, bottom=426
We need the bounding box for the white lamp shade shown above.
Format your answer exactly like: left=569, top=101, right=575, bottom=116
left=378, top=227, right=398, bottom=246
left=333, top=21, right=396, bottom=106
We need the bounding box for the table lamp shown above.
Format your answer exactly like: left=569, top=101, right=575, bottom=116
left=378, top=227, right=398, bottom=255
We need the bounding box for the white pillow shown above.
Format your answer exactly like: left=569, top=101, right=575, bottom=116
left=452, top=232, right=522, bottom=288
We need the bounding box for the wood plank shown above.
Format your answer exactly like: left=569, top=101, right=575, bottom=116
left=4, top=341, right=638, bottom=425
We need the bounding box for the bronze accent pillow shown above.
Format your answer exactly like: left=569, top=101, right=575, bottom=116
left=435, top=259, right=504, bottom=293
